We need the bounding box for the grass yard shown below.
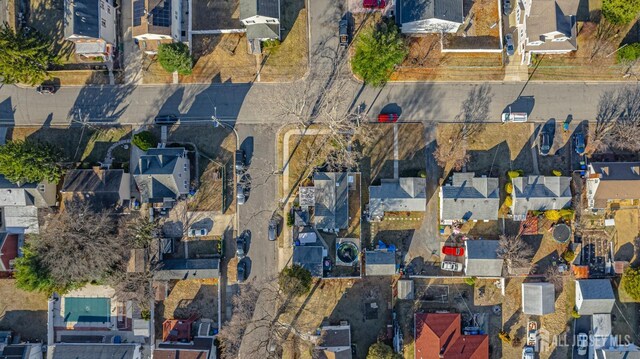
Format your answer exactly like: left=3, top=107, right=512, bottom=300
left=48, top=70, right=114, bottom=85
left=9, top=126, right=131, bottom=167
left=183, top=34, right=257, bottom=83
left=188, top=161, right=226, bottom=212
left=0, top=280, right=49, bottom=341
left=613, top=209, right=639, bottom=262
left=287, top=134, right=331, bottom=192
left=363, top=123, right=425, bottom=183
left=141, top=57, right=174, bottom=84
left=155, top=279, right=218, bottom=338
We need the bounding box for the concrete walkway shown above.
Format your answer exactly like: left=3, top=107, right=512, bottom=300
left=393, top=123, right=399, bottom=179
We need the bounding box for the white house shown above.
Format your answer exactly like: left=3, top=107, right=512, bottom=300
left=64, top=0, right=117, bottom=59
left=515, top=0, right=579, bottom=64
left=240, top=0, right=281, bottom=40
left=396, top=0, right=464, bottom=34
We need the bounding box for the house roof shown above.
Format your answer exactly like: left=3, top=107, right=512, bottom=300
left=313, top=172, right=349, bottom=230
left=415, top=313, right=489, bottom=359
left=589, top=162, right=640, bottom=207
left=315, top=324, right=352, bottom=358
left=525, top=0, right=578, bottom=51
left=441, top=173, right=500, bottom=221
left=153, top=259, right=220, bottom=280
left=132, top=0, right=173, bottom=37
left=65, top=0, right=100, bottom=39
left=155, top=338, right=214, bottom=359
left=240, top=0, right=279, bottom=19
left=577, top=279, right=615, bottom=314
left=364, top=250, right=396, bottom=276
left=51, top=344, right=140, bottom=359
left=0, top=344, right=40, bottom=359
left=246, top=23, right=280, bottom=40
left=398, top=0, right=464, bottom=25
left=522, top=282, right=555, bottom=315
left=465, top=240, right=503, bottom=277
left=592, top=314, right=612, bottom=338
left=0, top=176, right=54, bottom=208
left=2, top=206, right=39, bottom=234
left=293, top=246, right=324, bottom=277
left=511, top=176, right=572, bottom=217
left=299, top=187, right=316, bottom=207
left=369, top=178, right=426, bottom=218
left=62, top=168, right=126, bottom=208
left=0, top=233, right=19, bottom=272
left=134, top=148, right=188, bottom=203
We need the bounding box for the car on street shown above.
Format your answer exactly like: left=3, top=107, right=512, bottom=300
left=363, top=0, right=385, bottom=8
left=577, top=333, right=588, bottom=356
left=378, top=113, right=399, bottom=123
left=574, top=133, right=586, bottom=155
left=440, top=261, right=463, bottom=272
left=36, top=85, right=56, bottom=95
left=522, top=346, right=534, bottom=359
left=442, top=246, right=464, bottom=256
left=539, top=131, right=551, bottom=156
left=236, top=231, right=248, bottom=259
left=235, top=149, right=246, bottom=173
left=503, top=0, right=511, bottom=14
left=505, top=34, right=514, bottom=56
left=237, top=183, right=246, bottom=205
left=339, top=19, right=349, bottom=47
left=188, top=227, right=208, bottom=237
left=502, top=111, right=528, bottom=123
left=268, top=219, right=278, bottom=241
left=154, top=114, right=178, bottom=125
left=237, top=259, right=247, bottom=283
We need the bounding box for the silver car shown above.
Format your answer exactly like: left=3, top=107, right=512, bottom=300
left=441, top=261, right=463, bottom=272
left=236, top=184, right=246, bottom=205
left=505, top=34, right=514, bottom=56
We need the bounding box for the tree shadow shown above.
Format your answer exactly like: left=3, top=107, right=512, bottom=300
left=67, top=84, right=136, bottom=123
left=0, top=98, right=15, bottom=126
left=0, top=309, right=48, bottom=342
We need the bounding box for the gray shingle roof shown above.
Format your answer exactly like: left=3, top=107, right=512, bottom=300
left=61, top=169, right=125, bottom=205
left=522, top=282, right=555, bottom=315
left=313, top=172, right=349, bottom=230
left=246, top=23, right=280, bottom=40
left=134, top=148, right=188, bottom=203
left=365, top=250, right=396, bottom=276
left=65, top=0, right=100, bottom=39
left=154, top=259, right=220, bottom=280
left=0, top=176, right=55, bottom=208
left=576, top=279, right=615, bottom=315
left=398, top=0, right=464, bottom=24
left=293, top=246, right=324, bottom=277
left=465, top=240, right=503, bottom=277
left=525, top=0, right=578, bottom=52
left=440, top=173, right=500, bottom=221
left=51, top=344, right=139, bottom=359
left=369, top=178, right=426, bottom=219
left=511, top=176, right=572, bottom=218
left=240, top=0, right=279, bottom=19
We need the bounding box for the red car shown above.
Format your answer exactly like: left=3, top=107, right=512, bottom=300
left=442, top=246, right=464, bottom=256
left=363, top=0, right=386, bottom=9
left=378, top=113, right=399, bottom=123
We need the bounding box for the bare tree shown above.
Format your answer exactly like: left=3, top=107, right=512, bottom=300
left=544, top=266, right=565, bottom=291
left=497, top=235, right=534, bottom=269
left=434, top=137, right=470, bottom=171
left=591, top=87, right=640, bottom=154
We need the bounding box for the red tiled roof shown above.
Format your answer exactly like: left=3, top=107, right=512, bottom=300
left=415, top=313, right=488, bottom=359
left=0, top=233, right=18, bottom=273
left=162, top=316, right=197, bottom=342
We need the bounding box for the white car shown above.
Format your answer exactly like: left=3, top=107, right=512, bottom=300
left=188, top=228, right=208, bottom=237
left=502, top=111, right=528, bottom=123
left=577, top=333, right=588, bottom=356
left=522, top=346, right=534, bottom=359
left=505, top=34, right=515, bottom=56
left=441, top=261, right=463, bottom=272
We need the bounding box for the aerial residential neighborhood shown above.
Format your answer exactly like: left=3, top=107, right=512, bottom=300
left=1, top=0, right=640, bottom=358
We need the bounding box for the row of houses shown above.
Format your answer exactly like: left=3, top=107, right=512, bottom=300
left=64, top=0, right=281, bottom=60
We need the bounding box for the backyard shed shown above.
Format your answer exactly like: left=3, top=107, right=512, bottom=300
left=522, top=282, right=555, bottom=315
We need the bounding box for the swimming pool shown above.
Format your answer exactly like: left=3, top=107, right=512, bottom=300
left=64, top=297, right=111, bottom=323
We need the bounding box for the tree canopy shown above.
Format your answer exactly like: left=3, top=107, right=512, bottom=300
left=0, top=140, right=62, bottom=184
left=352, top=21, right=407, bottom=87
left=14, top=201, right=128, bottom=294
left=602, top=0, right=640, bottom=25
left=622, top=266, right=640, bottom=301
left=278, top=264, right=312, bottom=297
left=366, top=342, right=401, bottom=359
left=0, top=25, right=57, bottom=85
left=157, top=42, right=193, bottom=75
left=132, top=131, right=158, bottom=151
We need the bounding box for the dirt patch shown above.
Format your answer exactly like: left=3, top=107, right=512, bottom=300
left=9, top=126, right=131, bottom=167
left=156, top=279, right=218, bottom=338
left=0, top=280, right=48, bottom=341
left=462, top=0, right=500, bottom=38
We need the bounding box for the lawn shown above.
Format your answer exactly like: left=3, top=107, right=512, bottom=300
left=155, top=279, right=218, bottom=338
left=287, top=134, right=331, bottom=192
left=363, top=123, right=425, bottom=183
left=9, top=126, right=131, bottom=167
left=613, top=209, right=639, bottom=262
left=0, top=280, right=49, bottom=341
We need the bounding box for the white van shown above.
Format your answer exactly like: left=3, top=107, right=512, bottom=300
left=502, top=111, right=528, bottom=123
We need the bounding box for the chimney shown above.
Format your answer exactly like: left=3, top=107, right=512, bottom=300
left=601, top=166, right=609, bottom=176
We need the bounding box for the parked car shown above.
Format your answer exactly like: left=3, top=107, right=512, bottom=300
left=237, top=259, right=247, bottom=283
left=339, top=19, right=349, bottom=47
left=440, top=261, right=463, bottom=272
left=501, top=111, right=528, bottom=123
left=363, top=0, right=385, bottom=9
left=36, top=85, right=56, bottom=95
left=235, top=149, right=246, bottom=173
left=577, top=333, right=588, bottom=356
left=378, top=113, right=399, bottom=123
left=503, top=0, right=511, bottom=14
left=154, top=114, right=178, bottom=125
left=442, top=246, right=464, bottom=256
left=236, top=232, right=248, bottom=259
left=574, top=133, right=586, bottom=155
left=237, top=183, right=246, bottom=205
left=505, top=34, right=515, bottom=56
left=539, top=131, right=551, bottom=156
left=521, top=346, right=534, bottom=359
left=268, top=219, right=277, bottom=241
left=188, top=227, right=208, bottom=237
